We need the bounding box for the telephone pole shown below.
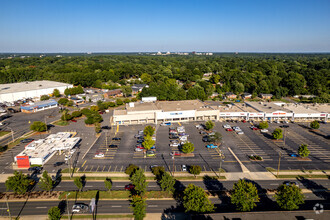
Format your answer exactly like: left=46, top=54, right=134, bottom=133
left=5, top=195, right=11, bottom=219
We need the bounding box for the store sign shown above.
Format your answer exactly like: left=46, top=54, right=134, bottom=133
left=156, top=110, right=195, bottom=119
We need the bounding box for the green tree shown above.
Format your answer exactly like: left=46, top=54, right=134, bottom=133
left=104, top=178, right=112, bottom=192
left=64, top=88, right=71, bottom=96
left=310, top=120, right=320, bottom=129
left=298, top=144, right=310, bottom=158
left=208, top=132, right=222, bottom=143
left=53, top=89, right=61, bottom=98
left=58, top=98, right=68, bottom=105
left=189, top=165, right=201, bottom=177
left=125, top=164, right=139, bottom=177
left=183, top=184, right=215, bottom=213
left=141, top=73, right=152, bottom=84
left=71, top=110, right=82, bottom=118
left=142, top=135, right=155, bottom=150
left=181, top=142, right=195, bottom=154
left=151, top=166, right=165, bottom=180
left=38, top=171, right=53, bottom=194
left=205, top=120, right=215, bottom=130
left=116, top=98, right=123, bottom=105
left=30, top=121, right=47, bottom=132
left=143, top=125, right=155, bottom=136
left=130, top=169, right=148, bottom=196
left=122, top=85, right=132, bottom=97
left=159, top=172, right=175, bottom=192
left=258, top=121, right=269, bottom=129
left=84, top=117, right=94, bottom=125
left=130, top=195, right=146, bottom=220
left=231, top=179, right=260, bottom=211
left=94, top=122, right=101, bottom=133
left=48, top=206, right=61, bottom=220
left=275, top=183, right=305, bottom=210
left=272, top=128, right=283, bottom=140
left=61, top=113, right=72, bottom=121
left=40, top=95, right=50, bottom=101
left=74, top=176, right=83, bottom=192
left=5, top=171, right=31, bottom=194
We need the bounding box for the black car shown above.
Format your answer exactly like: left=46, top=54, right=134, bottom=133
left=137, top=139, right=143, bottom=143
left=112, top=137, right=121, bottom=141
left=102, top=126, right=111, bottom=129
left=280, top=125, right=289, bottom=128
left=108, top=144, right=118, bottom=148
left=169, top=135, right=179, bottom=139
left=54, top=162, right=65, bottom=167
left=20, top=138, right=34, bottom=143
left=28, top=166, right=43, bottom=172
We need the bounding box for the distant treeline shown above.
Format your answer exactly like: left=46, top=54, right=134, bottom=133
left=0, top=54, right=329, bottom=102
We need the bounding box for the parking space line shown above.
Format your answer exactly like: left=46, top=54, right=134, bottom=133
left=203, top=165, right=206, bottom=171
left=83, top=165, right=88, bottom=172
left=114, top=165, right=117, bottom=172
left=102, top=165, right=105, bottom=172
left=81, top=160, right=87, bottom=167
left=120, top=166, right=123, bottom=172
left=108, top=165, right=111, bottom=172
left=89, top=165, right=94, bottom=172
left=96, top=165, right=99, bottom=172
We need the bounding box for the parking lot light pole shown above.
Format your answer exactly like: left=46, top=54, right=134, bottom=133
left=172, top=156, right=175, bottom=177
left=277, top=151, right=282, bottom=178
left=7, top=127, right=14, bottom=143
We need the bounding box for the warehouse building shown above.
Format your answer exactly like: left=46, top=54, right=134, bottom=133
left=15, top=132, right=81, bottom=168
left=0, top=80, right=73, bottom=103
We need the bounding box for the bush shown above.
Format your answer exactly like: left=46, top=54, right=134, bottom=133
left=131, top=98, right=138, bottom=102
left=61, top=113, right=73, bottom=121
left=125, top=164, right=139, bottom=176
left=53, top=89, right=61, bottom=98
left=40, top=95, right=50, bottom=101
left=189, top=165, right=201, bottom=177
left=48, top=206, right=61, bottom=220
left=71, top=111, right=82, bottom=118
left=258, top=121, right=269, bottom=129
left=90, top=105, right=99, bottom=112
left=272, top=128, right=283, bottom=140
left=116, top=99, right=123, bottom=105
left=109, top=102, right=116, bottom=107
left=310, top=120, right=320, bottom=129
left=298, top=144, right=310, bottom=158
left=205, top=120, right=215, bottom=130
left=124, top=98, right=130, bottom=103
left=84, top=117, right=94, bottom=125
left=151, top=166, right=165, bottom=180
left=81, top=108, right=92, bottom=116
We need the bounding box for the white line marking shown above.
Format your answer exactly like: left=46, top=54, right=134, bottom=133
left=270, top=183, right=279, bottom=185
left=36, top=207, right=47, bottom=209
left=111, top=205, right=122, bottom=207
left=148, top=205, right=158, bottom=207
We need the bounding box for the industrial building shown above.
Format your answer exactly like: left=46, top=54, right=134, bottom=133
left=0, top=80, right=73, bottom=103
left=21, top=99, right=58, bottom=113
left=15, top=132, right=81, bottom=168
left=112, top=100, right=329, bottom=125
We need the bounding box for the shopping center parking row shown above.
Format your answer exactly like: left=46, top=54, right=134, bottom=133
left=64, top=120, right=329, bottom=173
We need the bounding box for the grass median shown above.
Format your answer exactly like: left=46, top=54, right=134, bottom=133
left=59, top=190, right=173, bottom=200
left=61, top=175, right=225, bottom=181
left=276, top=174, right=329, bottom=179
left=62, top=214, right=133, bottom=219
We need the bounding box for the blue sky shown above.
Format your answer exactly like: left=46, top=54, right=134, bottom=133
left=1, top=0, right=329, bottom=52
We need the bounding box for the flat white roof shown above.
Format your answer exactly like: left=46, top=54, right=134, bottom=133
left=0, top=80, right=72, bottom=95
left=16, top=132, right=80, bottom=160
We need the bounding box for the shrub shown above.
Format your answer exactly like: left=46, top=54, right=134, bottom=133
left=258, top=121, right=269, bottom=129
left=84, top=117, right=94, bottom=125
left=151, top=166, right=165, bottom=180
left=40, top=95, right=50, bottom=101
left=30, top=121, right=47, bottom=132
left=61, top=113, right=73, bottom=121
left=125, top=164, right=139, bottom=176
left=53, top=89, right=61, bottom=98
left=109, top=102, right=116, bottom=107
left=81, top=108, right=92, bottom=116
left=71, top=111, right=82, bottom=118
left=310, top=120, right=320, bottom=129
left=58, top=98, right=69, bottom=105
left=116, top=99, right=123, bottom=105
left=181, top=142, right=195, bottom=154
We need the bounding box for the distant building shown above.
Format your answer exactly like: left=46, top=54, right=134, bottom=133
left=210, top=92, right=219, bottom=98
left=0, top=80, right=73, bottom=103
left=21, top=99, right=58, bottom=113
left=142, top=97, right=157, bottom=102
left=131, top=84, right=148, bottom=94
left=81, top=94, right=104, bottom=102
left=104, top=89, right=123, bottom=99
left=242, top=93, right=252, bottom=99
left=225, top=92, right=237, bottom=99
left=260, top=94, right=273, bottom=99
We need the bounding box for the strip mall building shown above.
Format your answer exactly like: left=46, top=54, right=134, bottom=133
left=112, top=99, right=329, bottom=125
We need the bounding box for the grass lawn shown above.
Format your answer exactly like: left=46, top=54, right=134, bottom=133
left=276, top=175, right=329, bottom=179
left=59, top=190, right=173, bottom=200
left=0, top=131, right=10, bottom=137
left=54, top=120, right=69, bottom=126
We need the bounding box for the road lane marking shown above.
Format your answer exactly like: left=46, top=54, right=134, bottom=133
left=149, top=186, right=156, bottom=187
left=178, top=122, right=181, bottom=126
left=36, top=207, right=47, bottom=209
left=85, top=186, right=93, bottom=187
left=112, top=205, right=122, bottom=207
left=148, top=205, right=158, bottom=207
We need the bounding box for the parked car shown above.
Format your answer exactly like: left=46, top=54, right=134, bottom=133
left=237, top=131, right=244, bottom=135
left=202, top=136, right=210, bottom=142
left=95, top=152, right=104, bottom=158
left=182, top=165, right=187, bottom=172
left=20, top=138, right=34, bottom=143
left=161, top=122, right=171, bottom=126
left=134, top=134, right=142, bottom=138
left=112, top=137, right=121, bottom=141
left=72, top=204, right=89, bottom=213
left=108, top=144, right=118, bottom=148
left=179, top=136, right=187, bottom=141
left=250, top=126, right=259, bottom=130
left=65, top=155, right=72, bottom=161
left=226, top=128, right=233, bottom=131
left=169, top=135, right=179, bottom=139
left=170, top=142, right=179, bottom=147
left=137, top=139, right=144, bottom=143
left=28, top=166, right=43, bottom=172
left=102, top=126, right=111, bottom=129
left=125, top=184, right=135, bottom=190
left=242, top=120, right=247, bottom=123
left=280, top=125, right=289, bottom=128
left=200, top=130, right=208, bottom=135
left=290, top=153, right=298, bottom=157
left=206, top=144, right=218, bottom=149
left=284, top=181, right=299, bottom=188
left=54, top=162, right=65, bottom=167
left=136, top=145, right=144, bottom=149
left=135, top=148, right=143, bottom=152
left=146, top=150, right=156, bottom=157
left=170, top=151, right=181, bottom=156
left=260, top=129, right=268, bottom=133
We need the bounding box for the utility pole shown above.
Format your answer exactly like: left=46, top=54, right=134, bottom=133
left=5, top=195, right=11, bottom=220
left=172, top=156, right=175, bottom=177
left=277, top=151, right=282, bottom=178
left=66, top=193, right=70, bottom=220
left=44, top=116, right=48, bottom=132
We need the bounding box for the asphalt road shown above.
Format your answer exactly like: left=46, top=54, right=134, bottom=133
left=0, top=194, right=328, bottom=217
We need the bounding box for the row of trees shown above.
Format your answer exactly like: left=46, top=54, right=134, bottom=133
left=1, top=55, right=328, bottom=102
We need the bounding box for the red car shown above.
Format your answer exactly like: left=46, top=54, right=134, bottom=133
left=226, top=128, right=233, bottom=131
left=71, top=119, right=77, bottom=122
left=125, top=184, right=135, bottom=190
left=251, top=127, right=259, bottom=130
left=242, top=120, right=247, bottom=123
left=170, top=151, right=181, bottom=156
left=136, top=145, right=144, bottom=149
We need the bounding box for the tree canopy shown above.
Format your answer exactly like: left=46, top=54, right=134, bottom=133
left=275, top=184, right=305, bottom=210
left=181, top=142, right=195, bottom=154
left=298, top=144, right=310, bottom=158
left=310, top=120, right=320, bottom=129
left=5, top=171, right=32, bottom=194
left=272, top=128, right=283, bottom=140
left=183, top=184, right=215, bottom=213
left=231, top=179, right=260, bottom=211
left=30, top=121, right=47, bottom=132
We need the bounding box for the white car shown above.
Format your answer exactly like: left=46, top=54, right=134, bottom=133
left=64, top=155, right=72, bottom=161
left=182, top=165, right=187, bottom=171
left=94, top=152, right=104, bottom=158
left=135, top=148, right=143, bottom=152
left=237, top=131, right=244, bottom=135
left=223, top=124, right=231, bottom=129
left=72, top=204, right=89, bottom=213
left=170, top=143, right=179, bottom=147
left=179, top=136, right=187, bottom=141
left=260, top=129, right=268, bottom=133
left=152, top=136, right=156, bottom=141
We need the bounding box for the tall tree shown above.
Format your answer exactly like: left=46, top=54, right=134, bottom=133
left=104, top=178, right=112, bottom=192
left=130, top=195, right=146, bottom=220
left=231, top=179, right=260, bottom=211
left=143, top=126, right=155, bottom=136
left=275, top=183, right=305, bottom=210
left=5, top=171, right=31, bottom=194
left=205, top=120, right=215, bottom=130
left=181, top=142, right=195, bottom=154
left=130, top=169, right=148, bottom=196
left=142, top=135, right=155, bottom=150
left=74, top=176, right=84, bottom=192
left=48, top=206, right=62, bottom=220
left=38, top=171, right=54, bottom=194
left=183, top=184, right=215, bottom=213
left=159, top=172, right=175, bottom=192
left=298, top=144, right=310, bottom=158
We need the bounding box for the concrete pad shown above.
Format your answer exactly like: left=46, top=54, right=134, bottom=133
left=223, top=172, right=276, bottom=180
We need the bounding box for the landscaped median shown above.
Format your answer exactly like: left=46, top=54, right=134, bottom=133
left=60, top=175, right=226, bottom=181
left=266, top=167, right=330, bottom=179
left=59, top=190, right=173, bottom=200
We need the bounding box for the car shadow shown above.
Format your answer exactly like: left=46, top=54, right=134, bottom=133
left=244, top=179, right=275, bottom=211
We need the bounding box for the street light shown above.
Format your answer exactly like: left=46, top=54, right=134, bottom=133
left=7, top=127, right=14, bottom=144
left=172, top=156, right=175, bottom=177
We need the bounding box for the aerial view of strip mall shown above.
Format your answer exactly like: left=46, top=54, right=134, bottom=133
left=0, top=0, right=329, bottom=219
